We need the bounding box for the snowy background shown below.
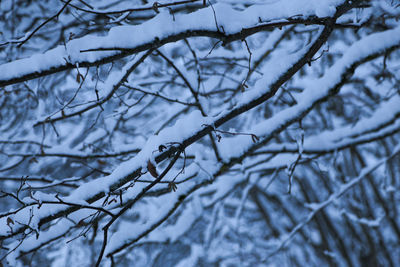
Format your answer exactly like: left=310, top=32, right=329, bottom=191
left=0, top=0, right=400, bottom=266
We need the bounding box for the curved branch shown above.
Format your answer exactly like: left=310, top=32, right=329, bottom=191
left=0, top=1, right=358, bottom=87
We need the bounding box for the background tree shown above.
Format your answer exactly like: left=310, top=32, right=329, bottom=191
left=0, top=0, right=400, bottom=266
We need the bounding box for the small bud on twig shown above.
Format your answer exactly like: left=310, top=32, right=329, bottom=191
left=147, top=160, right=158, bottom=178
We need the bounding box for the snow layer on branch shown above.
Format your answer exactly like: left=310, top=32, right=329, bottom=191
left=0, top=0, right=345, bottom=83
left=217, top=25, right=400, bottom=160
left=0, top=110, right=213, bottom=237
left=260, top=95, right=400, bottom=153
left=58, top=109, right=212, bottom=202
left=301, top=95, right=400, bottom=150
